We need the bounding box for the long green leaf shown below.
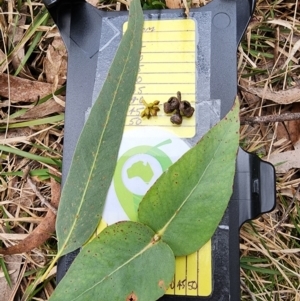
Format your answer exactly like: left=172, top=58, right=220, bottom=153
left=138, top=98, right=240, bottom=256
left=56, top=0, right=144, bottom=256
left=49, top=222, right=175, bottom=301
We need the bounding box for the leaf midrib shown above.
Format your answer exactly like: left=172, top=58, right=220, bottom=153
left=59, top=9, right=141, bottom=253
left=157, top=140, right=223, bottom=236
left=72, top=240, right=154, bottom=300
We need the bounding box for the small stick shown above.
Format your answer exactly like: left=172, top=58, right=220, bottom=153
left=182, top=0, right=190, bottom=17
left=240, top=112, right=300, bottom=125
left=27, top=177, right=57, bottom=215
left=21, top=165, right=31, bottom=182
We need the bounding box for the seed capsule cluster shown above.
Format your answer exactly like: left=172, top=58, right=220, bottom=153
left=163, top=91, right=195, bottom=125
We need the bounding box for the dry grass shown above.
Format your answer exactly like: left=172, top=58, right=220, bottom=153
left=0, top=0, right=299, bottom=300
left=239, top=0, right=300, bottom=300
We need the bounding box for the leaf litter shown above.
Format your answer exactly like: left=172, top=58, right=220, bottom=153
left=0, top=73, right=54, bottom=103
left=0, top=175, right=60, bottom=255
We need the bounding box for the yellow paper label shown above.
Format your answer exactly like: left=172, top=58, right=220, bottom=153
left=123, top=19, right=196, bottom=138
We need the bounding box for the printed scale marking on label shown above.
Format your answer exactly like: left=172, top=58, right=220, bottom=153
left=100, top=19, right=212, bottom=297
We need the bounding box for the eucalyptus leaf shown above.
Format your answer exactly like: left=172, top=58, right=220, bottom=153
left=56, top=0, right=144, bottom=256
left=138, top=98, right=240, bottom=256
left=49, top=222, right=175, bottom=301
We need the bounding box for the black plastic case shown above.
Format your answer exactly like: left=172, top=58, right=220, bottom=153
left=43, top=1, right=276, bottom=300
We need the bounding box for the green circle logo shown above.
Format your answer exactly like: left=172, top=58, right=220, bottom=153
left=114, top=139, right=173, bottom=221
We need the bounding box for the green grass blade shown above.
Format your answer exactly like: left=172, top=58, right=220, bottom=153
left=4, top=108, right=27, bottom=120
left=0, top=114, right=64, bottom=129
left=0, top=9, right=49, bottom=68
left=14, top=13, right=50, bottom=76
left=0, top=145, right=61, bottom=166
left=0, top=257, right=12, bottom=288
left=56, top=0, right=144, bottom=256
left=0, top=169, right=56, bottom=181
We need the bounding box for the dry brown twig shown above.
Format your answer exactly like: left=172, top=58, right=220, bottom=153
left=240, top=112, right=300, bottom=125
left=26, top=177, right=57, bottom=215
